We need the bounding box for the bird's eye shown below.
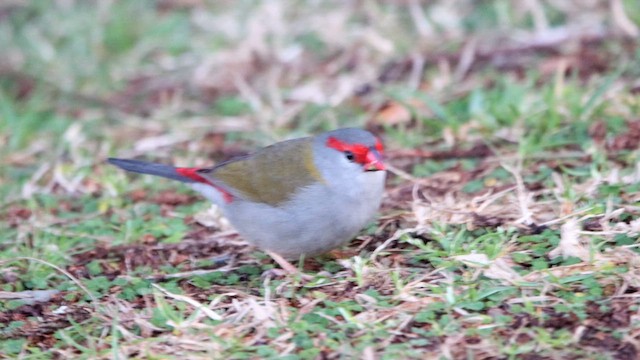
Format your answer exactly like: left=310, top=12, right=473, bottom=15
left=344, top=151, right=355, bottom=162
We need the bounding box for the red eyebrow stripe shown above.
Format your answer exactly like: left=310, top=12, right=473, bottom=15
left=326, top=137, right=370, bottom=164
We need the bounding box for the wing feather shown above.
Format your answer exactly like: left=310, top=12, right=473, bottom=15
left=200, top=137, right=324, bottom=206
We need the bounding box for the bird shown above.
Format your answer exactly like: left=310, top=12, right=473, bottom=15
left=108, top=128, right=386, bottom=273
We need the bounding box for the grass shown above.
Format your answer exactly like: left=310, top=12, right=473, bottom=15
left=1, top=0, right=640, bottom=359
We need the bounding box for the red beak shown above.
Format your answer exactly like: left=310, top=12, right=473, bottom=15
left=364, top=149, right=385, bottom=171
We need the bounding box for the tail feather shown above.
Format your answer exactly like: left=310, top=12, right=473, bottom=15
left=107, top=158, right=195, bottom=183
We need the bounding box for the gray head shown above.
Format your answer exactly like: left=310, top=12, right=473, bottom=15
left=311, top=128, right=386, bottom=190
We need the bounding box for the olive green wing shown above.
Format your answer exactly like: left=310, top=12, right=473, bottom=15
left=203, top=137, right=325, bottom=206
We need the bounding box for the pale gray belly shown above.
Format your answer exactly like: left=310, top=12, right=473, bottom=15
left=221, top=182, right=383, bottom=258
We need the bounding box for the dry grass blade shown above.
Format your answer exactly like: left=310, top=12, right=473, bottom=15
left=152, top=283, right=223, bottom=321
left=2, top=257, right=98, bottom=305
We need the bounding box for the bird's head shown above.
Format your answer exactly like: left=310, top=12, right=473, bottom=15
left=319, top=128, right=386, bottom=175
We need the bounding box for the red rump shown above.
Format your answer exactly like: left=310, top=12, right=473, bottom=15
left=176, top=167, right=233, bottom=203
left=176, top=167, right=209, bottom=183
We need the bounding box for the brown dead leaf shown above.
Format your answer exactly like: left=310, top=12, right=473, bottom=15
left=588, top=120, right=607, bottom=145
left=607, top=119, right=640, bottom=151
left=4, top=206, right=32, bottom=227
left=129, top=189, right=148, bottom=202
left=371, top=101, right=413, bottom=126
left=154, top=190, right=198, bottom=206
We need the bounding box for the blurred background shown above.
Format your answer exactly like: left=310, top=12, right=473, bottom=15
left=2, top=1, right=640, bottom=358
left=2, top=0, right=638, bottom=202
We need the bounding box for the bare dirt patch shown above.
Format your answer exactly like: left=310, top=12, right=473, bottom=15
left=0, top=297, right=92, bottom=348
left=69, top=227, right=244, bottom=279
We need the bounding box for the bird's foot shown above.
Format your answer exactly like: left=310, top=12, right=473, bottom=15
left=264, top=251, right=313, bottom=280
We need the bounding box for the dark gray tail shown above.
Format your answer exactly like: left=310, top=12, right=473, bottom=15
left=107, top=158, right=195, bottom=183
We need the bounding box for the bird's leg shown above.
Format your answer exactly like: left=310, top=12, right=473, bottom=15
left=264, top=251, right=314, bottom=280
left=266, top=250, right=300, bottom=274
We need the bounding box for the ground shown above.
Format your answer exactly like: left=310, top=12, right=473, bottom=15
left=1, top=1, right=640, bottom=359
